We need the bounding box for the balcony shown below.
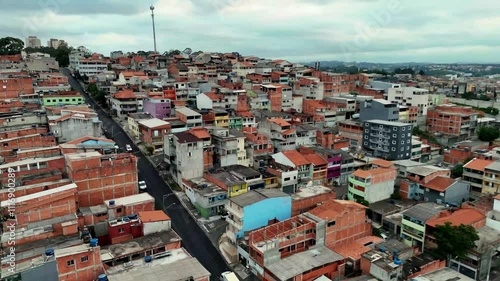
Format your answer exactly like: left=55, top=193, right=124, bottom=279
left=225, top=203, right=243, bottom=217
left=371, top=126, right=391, bottom=133
left=226, top=216, right=243, bottom=230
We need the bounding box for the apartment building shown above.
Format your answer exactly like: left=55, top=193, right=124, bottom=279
left=205, top=126, right=239, bottom=167
left=0, top=155, right=66, bottom=187
left=338, top=120, right=364, bottom=147
left=359, top=99, right=399, bottom=122
left=138, top=118, right=171, bottom=150
left=258, top=118, right=297, bottom=152
left=401, top=203, right=447, bottom=252
left=42, top=93, right=85, bottom=107
left=48, top=112, right=103, bottom=143
left=387, top=87, right=430, bottom=125
left=294, top=76, right=324, bottom=100
left=482, top=161, right=500, bottom=194
left=463, top=158, right=493, bottom=192
left=25, top=36, right=41, bottom=48
left=224, top=189, right=291, bottom=261
left=77, top=57, right=109, bottom=76
left=261, top=84, right=293, bottom=112
left=127, top=112, right=153, bottom=139
left=272, top=150, right=312, bottom=190
left=182, top=178, right=228, bottom=218
left=426, top=104, right=479, bottom=145
left=245, top=132, right=274, bottom=167
left=175, top=106, right=203, bottom=128
left=302, top=99, right=337, bottom=127
left=65, top=151, right=138, bottom=207
left=362, top=120, right=413, bottom=161
left=110, top=90, right=139, bottom=118
left=164, top=131, right=204, bottom=186
left=142, top=97, right=171, bottom=119
left=348, top=168, right=396, bottom=204
left=0, top=76, right=34, bottom=100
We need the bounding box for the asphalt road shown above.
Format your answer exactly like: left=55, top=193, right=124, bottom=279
left=61, top=69, right=229, bottom=280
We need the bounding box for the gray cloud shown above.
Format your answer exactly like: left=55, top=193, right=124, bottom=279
left=0, top=0, right=498, bottom=63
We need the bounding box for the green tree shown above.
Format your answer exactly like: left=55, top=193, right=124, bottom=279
left=451, top=164, right=464, bottom=178
left=477, top=126, right=500, bottom=144
left=433, top=222, right=479, bottom=260
left=0, top=37, right=24, bottom=55
left=418, top=70, right=425, bottom=76
left=390, top=192, right=402, bottom=200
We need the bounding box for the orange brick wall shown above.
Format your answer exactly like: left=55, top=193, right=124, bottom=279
left=65, top=154, right=138, bottom=207
left=56, top=247, right=103, bottom=281
left=292, top=192, right=336, bottom=216
left=443, top=148, right=472, bottom=165
left=4, top=146, right=61, bottom=163
left=0, top=77, right=34, bottom=100
left=0, top=179, right=69, bottom=202
left=400, top=180, right=410, bottom=199
left=324, top=208, right=372, bottom=248
left=0, top=157, right=66, bottom=186
left=0, top=135, right=57, bottom=157
left=13, top=186, right=77, bottom=227
left=406, top=260, right=446, bottom=279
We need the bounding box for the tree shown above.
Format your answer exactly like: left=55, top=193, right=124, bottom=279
left=418, top=70, right=425, bottom=76
left=0, top=37, right=24, bottom=55
left=451, top=164, right=464, bottom=178
left=477, top=126, right=500, bottom=144
left=390, top=192, right=402, bottom=200
left=433, top=222, right=479, bottom=260
left=24, top=45, right=71, bottom=67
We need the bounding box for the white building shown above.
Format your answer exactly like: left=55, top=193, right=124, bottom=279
left=138, top=211, right=171, bottom=236
left=77, top=58, right=108, bottom=76
left=47, top=38, right=65, bottom=49
left=69, top=50, right=85, bottom=72
left=232, top=61, right=255, bottom=77
left=25, top=36, right=41, bottom=48
left=387, top=87, right=431, bottom=125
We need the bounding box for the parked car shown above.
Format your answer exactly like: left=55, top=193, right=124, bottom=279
left=126, top=144, right=132, bottom=152
left=138, top=181, right=147, bottom=191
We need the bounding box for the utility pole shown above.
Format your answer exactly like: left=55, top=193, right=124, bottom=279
left=150, top=5, right=157, bottom=53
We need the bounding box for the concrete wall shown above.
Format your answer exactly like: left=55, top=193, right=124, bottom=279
left=143, top=221, right=171, bottom=236
left=51, top=118, right=102, bottom=143
left=447, top=97, right=500, bottom=110
left=365, top=180, right=395, bottom=203
left=240, top=196, right=292, bottom=237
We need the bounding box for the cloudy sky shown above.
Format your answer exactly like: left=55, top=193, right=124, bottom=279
left=1, top=0, right=499, bottom=63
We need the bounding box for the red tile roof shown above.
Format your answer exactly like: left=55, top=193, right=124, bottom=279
left=113, top=89, right=136, bottom=99
left=237, top=111, right=253, bottom=118
left=205, top=92, right=223, bottom=101
left=281, top=129, right=296, bottom=136
left=268, top=118, right=290, bottom=127
left=464, top=158, right=494, bottom=171
left=422, top=176, right=456, bottom=192
left=309, top=199, right=367, bottom=221
left=189, top=127, right=211, bottom=139
left=138, top=210, right=170, bottom=222
left=352, top=168, right=394, bottom=179
left=282, top=150, right=310, bottom=167
left=371, top=159, right=394, bottom=168
left=426, top=209, right=485, bottom=228
left=304, top=153, right=327, bottom=166
left=330, top=241, right=370, bottom=260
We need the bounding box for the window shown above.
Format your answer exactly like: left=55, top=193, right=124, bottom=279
left=116, top=207, right=122, bottom=213
left=327, top=221, right=336, bottom=227
left=119, top=228, right=125, bottom=233
left=81, top=256, right=89, bottom=262
left=406, top=146, right=410, bottom=150
left=364, top=142, right=368, bottom=145
left=392, top=134, right=396, bottom=138
left=364, top=135, right=368, bottom=139
left=392, top=140, right=396, bottom=144
left=402, top=127, right=405, bottom=131
left=67, top=260, right=75, bottom=266
left=393, top=127, right=397, bottom=131
left=401, top=141, right=404, bottom=144
left=391, top=147, right=396, bottom=151
left=407, top=140, right=411, bottom=144
left=188, top=152, right=192, bottom=157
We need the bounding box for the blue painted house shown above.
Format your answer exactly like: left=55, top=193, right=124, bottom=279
left=225, top=189, right=291, bottom=243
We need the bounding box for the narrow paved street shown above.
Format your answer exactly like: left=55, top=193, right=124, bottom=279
left=61, top=69, right=229, bottom=280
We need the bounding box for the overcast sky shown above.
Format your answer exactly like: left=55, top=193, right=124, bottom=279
left=1, top=0, right=499, bottom=63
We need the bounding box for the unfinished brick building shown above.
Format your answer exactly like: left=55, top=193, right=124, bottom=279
left=65, top=151, right=138, bottom=207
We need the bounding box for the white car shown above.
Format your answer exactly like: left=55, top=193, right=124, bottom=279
left=126, top=144, right=132, bottom=152
left=138, top=181, right=147, bottom=191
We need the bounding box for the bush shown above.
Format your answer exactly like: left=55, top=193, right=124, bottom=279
left=145, top=145, right=154, bottom=155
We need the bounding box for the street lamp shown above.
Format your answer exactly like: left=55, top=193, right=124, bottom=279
left=164, top=203, right=176, bottom=210
left=163, top=194, right=175, bottom=210
left=150, top=5, right=157, bottom=53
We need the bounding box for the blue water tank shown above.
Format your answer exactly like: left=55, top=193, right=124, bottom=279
left=90, top=238, right=99, bottom=247
left=109, top=200, right=115, bottom=206
left=45, top=249, right=54, bottom=256
left=394, top=258, right=402, bottom=265
left=128, top=214, right=138, bottom=220
left=144, top=256, right=152, bottom=263
left=98, top=274, right=108, bottom=281
left=379, top=246, right=386, bottom=252
left=123, top=217, right=130, bottom=222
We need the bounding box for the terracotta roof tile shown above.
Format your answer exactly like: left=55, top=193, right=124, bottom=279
left=282, top=150, right=310, bottom=166
left=464, top=158, right=494, bottom=171
left=204, top=92, right=222, bottom=101
left=330, top=242, right=370, bottom=260
left=138, top=210, right=170, bottom=222
left=371, top=159, right=394, bottom=168
left=268, top=118, right=290, bottom=127
left=352, top=168, right=394, bottom=179
left=113, top=89, right=136, bottom=99
left=309, top=199, right=367, bottom=221
left=426, top=208, right=485, bottom=228
left=237, top=111, right=253, bottom=118
left=304, top=153, right=327, bottom=166
left=422, top=176, right=456, bottom=192
left=189, top=127, right=211, bottom=139
left=281, top=129, right=296, bottom=136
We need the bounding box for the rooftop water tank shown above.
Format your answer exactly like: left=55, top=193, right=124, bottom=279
left=98, top=274, right=108, bottom=281
left=90, top=238, right=98, bottom=247
left=144, top=256, right=152, bottom=263
left=128, top=214, right=138, bottom=220
left=109, top=200, right=115, bottom=206
left=45, top=249, right=54, bottom=256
